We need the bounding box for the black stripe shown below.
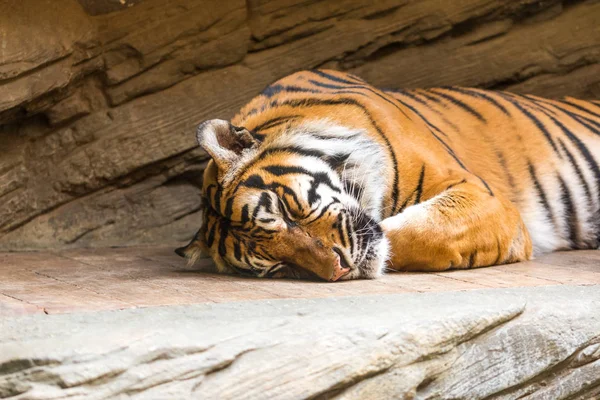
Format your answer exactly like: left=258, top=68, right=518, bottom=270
left=414, top=165, right=426, bottom=204
left=446, top=179, right=467, bottom=191
left=344, top=213, right=355, bottom=256
left=557, top=138, right=593, bottom=206
left=468, top=251, right=477, bottom=268
left=389, top=94, right=464, bottom=167
left=223, top=197, right=234, bottom=219
left=250, top=131, right=266, bottom=141
left=441, top=87, right=510, bottom=116
left=257, top=249, right=276, bottom=261
left=523, top=96, right=559, bottom=116
left=346, top=73, right=367, bottom=83
left=497, top=93, right=561, bottom=157
left=562, top=132, right=600, bottom=205
left=521, top=99, right=600, bottom=204
left=232, top=146, right=344, bottom=192
left=557, top=174, right=580, bottom=247
left=250, top=226, right=279, bottom=236
left=412, top=89, right=448, bottom=106
left=571, top=114, right=600, bottom=134
left=528, top=162, right=554, bottom=225
left=527, top=96, right=600, bottom=135
left=205, top=184, right=216, bottom=197
left=213, top=186, right=222, bottom=215
left=308, top=79, right=412, bottom=119
left=251, top=192, right=273, bottom=222
left=308, top=70, right=413, bottom=119
left=561, top=99, right=600, bottom=119
left=386, top=89, right=458, bottom=134
left=310, top=70, right=359, bottom=85
left=232, top=147, right=324, bottom=193
left=206, top=219, right=217, bottom=248
left=336, top=214, right=347, bottom=248
left=397, top=165, right=426, bottom=212
left=272, top=97, right=401, bottom=215
left=233, top=240, right=242, bottom=261
left=548, top=101, right=600, bottom=135
left=391, top=94, right=494, bottom=196
left=253, top=115, right=300, bottom=132
left=263, top=146, right=327, bottom=159
left=261, top=84, right=320, bottom=98
left=429, top=89, right=487, bottom=123
left=478, top=178, right=494, bottom=197
left=306, top=199, right=340, bottom=224
left=263, top=165, right=342, bottom=193
left=242, top=175, right=304, bottom=212
left=240, top=204, right=250, bottom=225
left=494, top=150, right=516, bottom=189
left=217, top=219, right=230, bottom=257
left=344, top=180, right=363, bottom=199
left=398, top=192, right=414, bottom=213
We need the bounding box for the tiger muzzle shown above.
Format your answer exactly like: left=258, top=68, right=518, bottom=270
left=281, top=227, right=351, bottom=282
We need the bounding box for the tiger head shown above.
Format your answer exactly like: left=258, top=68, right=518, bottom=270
left=176, top=118, right=390, bottom=281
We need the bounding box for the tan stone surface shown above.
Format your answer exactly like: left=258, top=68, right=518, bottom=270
left=1, top=247, right=598, bottom=316
left=1, top=0, right=599, bottom=250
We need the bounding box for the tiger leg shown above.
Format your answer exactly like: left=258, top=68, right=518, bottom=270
left=381, top=182, right=533, bottom=272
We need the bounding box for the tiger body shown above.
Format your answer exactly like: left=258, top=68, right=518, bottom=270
left=178, top=69, right=600, bottom=281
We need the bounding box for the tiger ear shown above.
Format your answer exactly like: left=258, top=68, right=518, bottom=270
left=196, top=119, right=258, bottom=171
left=175, top=228, right=211, bottom=266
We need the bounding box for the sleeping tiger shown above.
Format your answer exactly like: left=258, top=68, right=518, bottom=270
left=176, top=69, right=600, bottom=281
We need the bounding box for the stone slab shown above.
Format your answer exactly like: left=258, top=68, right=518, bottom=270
left=2, top=248, right=600, bottom=316
left=1, top=285, right=599, bottom=399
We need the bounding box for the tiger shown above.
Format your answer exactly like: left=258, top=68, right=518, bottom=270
left=175, top=69, right=600, bottom=281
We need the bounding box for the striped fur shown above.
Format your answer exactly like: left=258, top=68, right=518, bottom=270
left=177, top=69, right=600, bottom=280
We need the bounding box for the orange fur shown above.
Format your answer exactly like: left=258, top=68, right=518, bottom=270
left=179, top=70, right=600, bottom=279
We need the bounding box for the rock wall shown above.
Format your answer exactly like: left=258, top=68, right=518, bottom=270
left=1, top=0, right=599, bottom=250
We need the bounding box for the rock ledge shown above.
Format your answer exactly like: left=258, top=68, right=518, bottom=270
left=1, top=285, right=600, bottom=399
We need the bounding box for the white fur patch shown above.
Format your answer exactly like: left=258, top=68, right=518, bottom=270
left=274, top=119, right=392, bottom=219
left=380, top=196, right=433, bottom=233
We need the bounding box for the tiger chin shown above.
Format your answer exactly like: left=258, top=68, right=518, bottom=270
left=177, top=69, right=600, bottom=281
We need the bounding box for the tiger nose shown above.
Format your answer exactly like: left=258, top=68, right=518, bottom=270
left=329, top=249, right=351, bottom=282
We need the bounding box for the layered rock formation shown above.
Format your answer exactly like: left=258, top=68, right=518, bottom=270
left=1, top=0, right=599, bottom=249
left=2, top=286, right=600, bottom=398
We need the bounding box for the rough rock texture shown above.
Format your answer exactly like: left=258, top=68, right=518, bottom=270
left=1, top=0, right=599, bottom=250
left=1, top=285, right=600, bottom=399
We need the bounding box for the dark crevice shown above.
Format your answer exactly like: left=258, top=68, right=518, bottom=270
left=465, top=31, right=508, bottom=47
left=363, top=4, right=406, bottom=20
left=63, top=224, right=108, bottom=245
left=482, top=335, right=600, bottom=400
left=486, top=59, right=600, bottom=92
left=248, top=24, right=335, bottom=54
left=335, top=0, right=589, bottom=72
left=309, top=366, right=393, bottom=400
left=163, top=170, right=204, bottom=190
left=0, top=54, right=71, bottom=86
left=0, top=148, right=207, bottom=235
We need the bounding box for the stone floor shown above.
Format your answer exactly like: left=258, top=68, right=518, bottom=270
left=1, top=246, right=599, bottom=316
left=2, top=248, right=600, bottom=398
